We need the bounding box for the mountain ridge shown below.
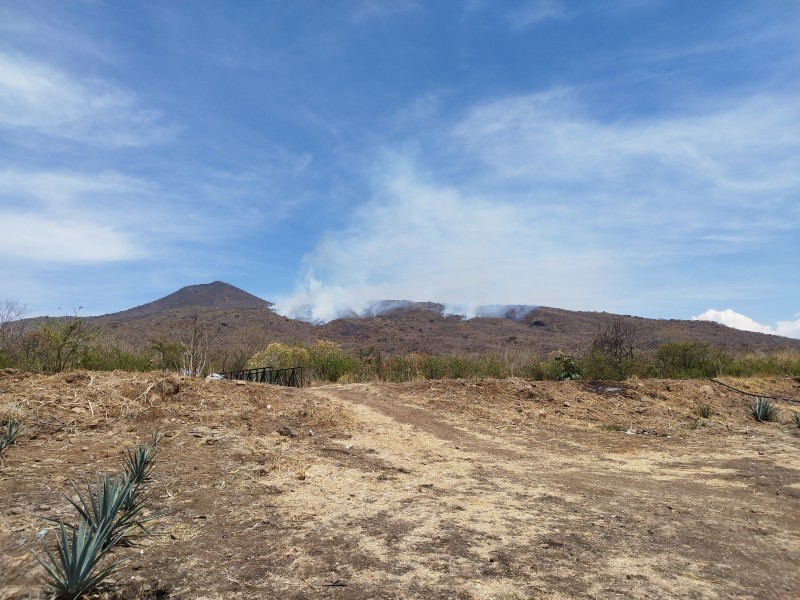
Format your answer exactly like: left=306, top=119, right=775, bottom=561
left=83, top=281, right=800, bottom=357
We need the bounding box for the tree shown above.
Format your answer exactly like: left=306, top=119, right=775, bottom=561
left=15, top=315, right=96, bottom=373
left=149, top=337, right=183, bottom=371
left=0, top=299, right=28, bottom=352
left=584, top=319, right=643, bottom=380
left=181, top=315, right=208, bottom=376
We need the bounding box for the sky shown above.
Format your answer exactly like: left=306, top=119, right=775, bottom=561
left=1, top=1, right=799, bottom=337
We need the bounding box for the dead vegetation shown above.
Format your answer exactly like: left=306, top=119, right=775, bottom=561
left=2, top=369, right=800, bottom=599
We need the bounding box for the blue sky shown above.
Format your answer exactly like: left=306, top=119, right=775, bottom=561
left=1, top=1, right=799, bottom=337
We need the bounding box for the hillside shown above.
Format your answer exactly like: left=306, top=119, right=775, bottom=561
left=79, top=282, right=800, bottom=358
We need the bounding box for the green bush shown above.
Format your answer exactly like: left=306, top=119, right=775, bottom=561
left=550, top=352, right=581, bottom=381
left=78, top=344, right=152, bottom=372
left=653, top=342, right=729, bottom=378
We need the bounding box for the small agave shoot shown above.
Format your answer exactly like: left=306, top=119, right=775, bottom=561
left=794, top=413, right=800, bottom=428
left=35, top=520, right=129, bottom=600
left=750, top=398, right=778, bottom=422
left=697, top=404, right=711, bottom=419
left=124, top=432, right=161, bottom=487
left=0, top=416, right=20, bottom=464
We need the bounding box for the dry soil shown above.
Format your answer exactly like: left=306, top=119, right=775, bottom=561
left=1, top=370, right=799, bottom=599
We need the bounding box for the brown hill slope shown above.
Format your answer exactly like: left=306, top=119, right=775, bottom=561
left=84, top=283, right=800, bottom=356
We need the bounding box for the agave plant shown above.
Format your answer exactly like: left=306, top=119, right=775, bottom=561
left=35, top=520, right=128, bottom=600
left=44, top=473, right=150, bottom=549
left=0, top=416, right=19, bottom=460
left=750, top=398, right=778, bottom=422
left=697, top=404, right=711, bottom=419
left=124, top=432, right=161, bottom=487
left=794, top=412, right=800, bottom=428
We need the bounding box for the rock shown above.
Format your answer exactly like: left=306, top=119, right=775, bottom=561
left=159, top=375, right=182, bottom=396
left=277, top=425, right=297, bottom=437
left=699, top=384, right=714, bottom=397
left=235, top=380, right=247, bottom=386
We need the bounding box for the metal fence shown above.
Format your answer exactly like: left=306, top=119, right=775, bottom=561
left=219, top=366, right=303, bottom=387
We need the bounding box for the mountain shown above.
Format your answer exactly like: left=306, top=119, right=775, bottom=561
left=84, top=282, right=800, bottom=358
left=100, top=281, right=271, bottom=319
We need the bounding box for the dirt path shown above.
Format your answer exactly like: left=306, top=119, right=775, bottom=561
left=300, top=383, right=800, bottom=599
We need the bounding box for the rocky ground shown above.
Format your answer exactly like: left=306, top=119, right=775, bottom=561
left=1, top=370, right=799, bottom=599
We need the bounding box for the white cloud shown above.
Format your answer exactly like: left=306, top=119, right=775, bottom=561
left=0, top=52, right=176, bottom=146
left=692, top=309, right=800, bottom=340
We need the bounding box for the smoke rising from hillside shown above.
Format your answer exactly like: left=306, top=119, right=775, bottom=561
left=275, top=89, right=800, bottom=327
left=274, top=162, right=615, bottom=324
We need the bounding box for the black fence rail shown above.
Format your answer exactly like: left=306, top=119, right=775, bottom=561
left=219, top=366, right=303, bottom=387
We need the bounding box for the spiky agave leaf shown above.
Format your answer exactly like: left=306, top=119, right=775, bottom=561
left=58, top=472, right=149, bottom=547
left=750, top=398, right=778, bottom=422
left=0, top=416, right=19, bottom=454
left=123, top=440, right=158, bottom=488
left=34, top=520, right=128, bottom=600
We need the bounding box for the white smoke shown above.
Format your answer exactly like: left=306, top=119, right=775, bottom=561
left=274, top=162, right=613, bottom=323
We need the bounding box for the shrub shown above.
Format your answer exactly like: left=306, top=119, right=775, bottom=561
left=307, top=340, right=356, bottom=382
left=248, top=342, right=310, bottom=371
left=551, top=352, right=581, bottom=381
left=654, top=342, right=729, bottom=378
left=750, top=398, right=778, bottom=422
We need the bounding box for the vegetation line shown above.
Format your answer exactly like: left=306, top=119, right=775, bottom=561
left=709, top=378, right=800, bottom=404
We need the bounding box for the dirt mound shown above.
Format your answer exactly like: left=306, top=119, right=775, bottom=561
left=2, top=372, right=799, bottom=599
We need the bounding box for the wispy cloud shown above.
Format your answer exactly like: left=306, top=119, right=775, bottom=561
left=351, top=0, right=421, bottom=23
left=0, top=53, right=177, bottom=147
left=0, top=213, right=140, bottom=263
left=0, top=170, right=152, bottom=264
left=510, top=0, right=573, bottom=28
